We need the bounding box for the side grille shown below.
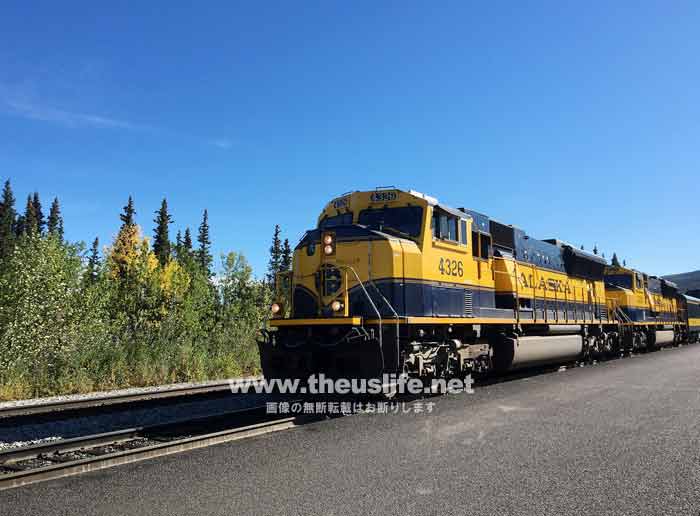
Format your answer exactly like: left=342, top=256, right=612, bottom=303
left=597, top=305, right=607, bottom=320
left=464, top=291, right=473, bottom=317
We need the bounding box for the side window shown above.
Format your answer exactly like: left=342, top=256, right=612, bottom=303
left=439, top=214, right=448, bottom=239
left=433, top=208, right=459, bottom=243
left=460, top=220, right=467, bottom=245
left=472, top=231, right=479, bottom=258
left=447, top=217, right=457, bottom=241
left=481, top=234, right=491, bottom=259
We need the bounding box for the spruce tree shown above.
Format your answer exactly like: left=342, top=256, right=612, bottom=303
left=611, top=253, right=621, bottom=267
left=175, top=230, right=183, bottom=259
left=184, top=227, right=193, bottom=251
left=593, top=244, right=599, bottom=255
left=47, top=197, right=64, bottom=240
left=196, top=209, right=212, bottom=274
left=280, top=238, right=292, bottom=272
left=120, top=196, right=136, bottom=228
left=153, top=198, right=173, bottom=266
left=267, top=225, right=282, bottom=285
left=0, top=180, right=16, bottom=262
left=14, top=214, right=25, bottom=238
left=32, top=192, right=44, bottom=234
left=23, top=195, right=38, bottom=236
left=86, top=237, right=101, bottom=283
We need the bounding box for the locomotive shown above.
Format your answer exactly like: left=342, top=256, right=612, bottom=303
left=259, top=188, right=698, bottom=384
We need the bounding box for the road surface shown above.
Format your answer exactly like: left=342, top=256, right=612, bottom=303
left=2, top=345, right=699, bottom=515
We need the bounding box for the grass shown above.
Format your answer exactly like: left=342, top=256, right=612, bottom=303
left=0, top=341, right=261, bottom=402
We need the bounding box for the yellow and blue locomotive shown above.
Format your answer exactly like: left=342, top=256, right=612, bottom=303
left=679, top=294, right=700, bottom=343
left=259, top=188, right=694, bottom=382
left=603, top=267, right=682, bottom=350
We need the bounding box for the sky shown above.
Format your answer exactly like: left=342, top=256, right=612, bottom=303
left=1, top=1, right=698, bottom=277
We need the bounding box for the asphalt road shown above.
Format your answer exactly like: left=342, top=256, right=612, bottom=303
left=3, top=345, right=700, bottom=516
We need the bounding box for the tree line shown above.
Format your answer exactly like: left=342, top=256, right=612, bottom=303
left=0, top=179, right=292, bottom=400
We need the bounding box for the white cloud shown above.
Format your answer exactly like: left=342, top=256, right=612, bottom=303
left=210, top=138, right=233, bottom=149
left=4, top=99, right=140, bottom=130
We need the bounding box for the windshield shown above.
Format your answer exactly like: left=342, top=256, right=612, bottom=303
left=319, top=212, right=353, bottom=229
left=358, top=206, right=423, bottom=238
left=605, top=274, right=633, bottom=289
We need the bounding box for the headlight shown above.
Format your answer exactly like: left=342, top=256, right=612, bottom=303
left=324, top=244, right=334, bottom=255
left=271, top=303, right=281, bottom=315
left=331, top=300, right=343, bottom=312
left=323, top=234, right=333, bottom=245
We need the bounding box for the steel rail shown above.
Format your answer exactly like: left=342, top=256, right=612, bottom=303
left=0, top=411, right=299, bottom=491
left=0, top=377, right=264, bottom=419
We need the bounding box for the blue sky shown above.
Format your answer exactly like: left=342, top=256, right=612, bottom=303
left=1, top=1, right=698, bottom=276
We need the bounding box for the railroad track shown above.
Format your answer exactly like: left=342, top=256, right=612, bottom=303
left=0, top=405, right=310, bottom=491
left=0, top=377, right=264, bottom=419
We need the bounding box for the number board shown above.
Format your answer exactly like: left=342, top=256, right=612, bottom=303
left=332, top=197, right=350, bottom=209
left=370, top=191, right=397, bottom=203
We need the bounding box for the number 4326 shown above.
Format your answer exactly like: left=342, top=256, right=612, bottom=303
left=439, top=258, right=463, bottom=277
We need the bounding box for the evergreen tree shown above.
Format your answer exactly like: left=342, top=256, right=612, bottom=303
left=152, top=198, right=173, bottom=266
left=611, top=253, right=621, bottom=267
left=32, top=192, right=44, bottom=234
left=184, top=227, right=193, bottom=251
left=196, top=209, right=212, bottom=274
left=280, top=238, right=292, bottom=272
left=623, top=259, right=627, bottom=267
left=120, top=196, right=136, bottom=228
left=86, top=237, right=100, bottom=283
left=14, top=214, right=25, bottom=238
left=580, top=245, right=584, bottom=251
left=266, top=225, right=282, bottom=285
left=593, top=244, right=599, bottom=255
left=174, top=230, right=183, bottom=259
left=0, top=180, right=16, bottom=263
left=23, top=195, right=38, bottom=236
left=47, top=197, right=64, bottom=240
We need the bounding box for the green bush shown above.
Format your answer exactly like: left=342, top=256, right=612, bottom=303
left=0, top=231, right=266, bottom=401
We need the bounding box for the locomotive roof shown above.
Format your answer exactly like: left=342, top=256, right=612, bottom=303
left=683, top=294, right=700, bottom=304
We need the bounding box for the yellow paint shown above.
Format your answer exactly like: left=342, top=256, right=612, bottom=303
left=270, top=317, right=362, bottom=327
left=271, top=189, right=681, bottom=331
left=604, top=266, right=678, bottom=321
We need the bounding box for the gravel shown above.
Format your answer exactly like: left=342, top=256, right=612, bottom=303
left=0, top=377, right=267, bottom=449
left=0, top=376, right=262, bottom=412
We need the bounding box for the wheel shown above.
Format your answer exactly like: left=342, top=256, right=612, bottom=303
left=595, top=334, right=608, bottom=360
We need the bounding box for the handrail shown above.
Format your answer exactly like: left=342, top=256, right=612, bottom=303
left=335, top=264, right=386, bottom=371
left=365, top=278, right=401, bottom=371
left=615, top=305, right=632, bottom=324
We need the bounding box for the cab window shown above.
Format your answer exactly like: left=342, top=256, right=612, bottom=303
left=472, top=231, right=491, bottom=259
left=358, top=206, right=423, bottom=237
left=431, top=209, right=461, bottom=243
left=319, top=212, right=353, bottom=229
left=480, top=234, right=492, bottom=259
left=605, top=274, right=633, bottom=289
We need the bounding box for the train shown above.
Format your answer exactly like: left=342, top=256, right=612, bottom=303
left=259, top=188, right=699, bottom=386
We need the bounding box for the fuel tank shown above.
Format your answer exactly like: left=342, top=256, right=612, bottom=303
left=654, top=330, right=675, bottom=346
left=492, top=334, right=583, bottom=372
